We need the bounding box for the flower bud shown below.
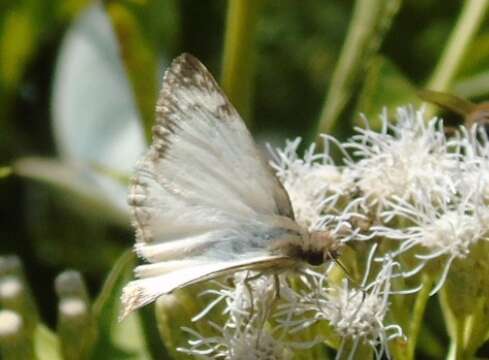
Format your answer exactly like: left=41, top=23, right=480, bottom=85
left=155, top=286, right=212, bottom=360
left=55, top=270, right=96, bottom=360
left=0, top=310, right=35, bottom=359
left=0, top=256, right=39, bottom=333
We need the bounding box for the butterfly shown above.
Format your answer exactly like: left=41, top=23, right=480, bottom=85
left=120, top=53, right=341, bottom=318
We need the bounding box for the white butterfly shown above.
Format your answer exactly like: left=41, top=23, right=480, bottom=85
left=121, top=54, right=340, bottom=318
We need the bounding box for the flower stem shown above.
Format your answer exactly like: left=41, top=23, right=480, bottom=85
left=425, top=0, right=489, bottom=116
left=221, top=0, right=261, bottom=126
left=446, top=318, right=466, bottom=360
left=406, top=274, right=433, bottom=360
left=462, top=296, right=489, bottom=357
left=316, top=0, right=401, bottom=136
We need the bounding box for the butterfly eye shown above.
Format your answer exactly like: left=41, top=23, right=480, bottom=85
left=304, top=251, right=324, bottom=266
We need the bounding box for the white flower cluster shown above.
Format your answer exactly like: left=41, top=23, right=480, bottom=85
left=269, top=138, right=350, bottom=231
left=274, top=107, right=489, bottom=289
left=181, top=107, right=489, bottom=358
left=276, top=244, right=408, bottom=359
left=179, top=273, right=295, bottom=359
left=344, top=108, right=459, bottom=209
left=181, top=248, right=404, bottom=359
left=351, top=108, right=489, bottom=293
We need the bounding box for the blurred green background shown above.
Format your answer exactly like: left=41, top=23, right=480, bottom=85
left=0, top=0, right=488, bottom=358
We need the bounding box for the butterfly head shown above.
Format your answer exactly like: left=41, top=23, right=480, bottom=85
left=309, top=230, right=342, bottom=265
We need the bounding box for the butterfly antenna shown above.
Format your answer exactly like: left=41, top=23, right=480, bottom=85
left=330, top=253, right=349, bottom=276
left=330, top=253, right=361, bottom=289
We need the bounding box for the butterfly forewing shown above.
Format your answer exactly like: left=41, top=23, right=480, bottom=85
left=121, top=54, right=300, bottom=317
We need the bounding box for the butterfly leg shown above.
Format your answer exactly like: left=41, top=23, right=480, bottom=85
left=273, top=274, right=280, bottom=300
left=242, top=271, right=275, bottom=328
left=243, top=271, right=264, bottom=326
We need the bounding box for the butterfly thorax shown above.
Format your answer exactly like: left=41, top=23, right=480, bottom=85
left=276, top=229, right=341, bottom=266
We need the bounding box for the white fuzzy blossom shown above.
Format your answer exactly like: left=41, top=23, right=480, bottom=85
left=344, top=107, right=459, bottom=210
left=375, top=188, right=489, bottom=294
left=363, top=112, right=489, bottom=293
left=192, top=272, right=284, bottom=326
left=455, top=126, right=489, bottom=203
left=378, top=191, right=489, bottom=257
left=269, top=138, right=352, bottom=231
left=182, top=247, right=403, bottom=359
left=180, top=324, right=293, bottom=360
left=276, top=245, right=404, bottom=359
left=180, top=273, right=295, bottom=359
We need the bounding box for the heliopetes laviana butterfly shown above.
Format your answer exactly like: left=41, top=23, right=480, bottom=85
left=120, top=53, right=340, bottom=318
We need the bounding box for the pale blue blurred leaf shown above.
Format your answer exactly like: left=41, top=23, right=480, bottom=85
left=52, top=3, right=145, bottom=173
left=18, top=3, right=149, bottom=223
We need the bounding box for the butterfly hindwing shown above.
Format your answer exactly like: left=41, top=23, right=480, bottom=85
left=120, top=255, right=293, bottom=319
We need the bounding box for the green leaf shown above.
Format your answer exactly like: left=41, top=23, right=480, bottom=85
left=21, top=186, right=124, bottom=273
left=106, top=3, right=157, bottom=142
left=106, top=0, right=179, bottom=141
left=34, top=325, right=63, bottom=360
left=53, top=0, right=92, bottom=23
left=438, top=241, right=489, bottom=359
left=91, top=251, right=151, bottom=360
left=458, top=32, right=489, bottom=79
left=416, top=325, right=445, bottom=360
left=453, top=31, right=489, bottom=99
left=0, top=0, right=91, bottom=93
left=0, top=5, right=37, bottom=91
left=355, top=56, right=416, bottom=128
left=425, top=0, right=489, bottom=118
left=335, top=339, right=373, bottom=360
left=221, top=0, right=261, bottom=125
left=154, top=284, right=223, bottom=360
left=155, top=293, right=199, bottom=360
left=316, top=0, right=402, bottom=136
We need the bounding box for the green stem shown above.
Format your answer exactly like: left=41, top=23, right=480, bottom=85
left=316, top=0, right=401, bottom=136
left=425, top=0, right=489, bottom=117
left=221, top=0, right=261, bottom=126
left=446, top=342, right=456, bottom=360
left=448, top=318, right=466, bottom=360
left=406, top=274, right=433, bottom=360
left=463, top=297, right=488, bottom=357
left=439, top=286, right=465, bottom=360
